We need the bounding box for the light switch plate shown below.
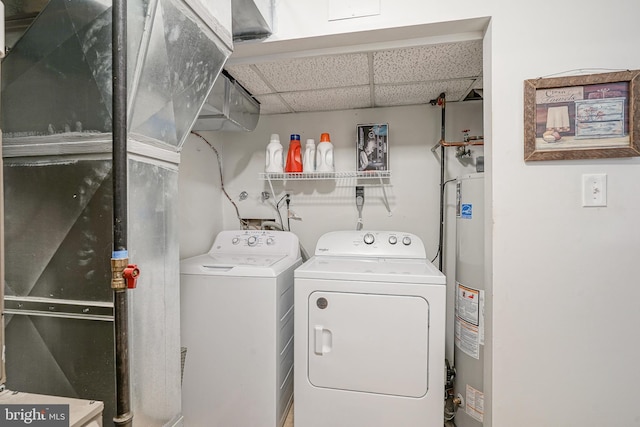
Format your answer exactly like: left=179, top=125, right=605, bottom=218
left=582, top=173, right=607, bottom=207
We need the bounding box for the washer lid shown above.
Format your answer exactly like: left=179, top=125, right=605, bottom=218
left=180, top=229, right=301, bottom=277
left=295, top=256, right=445, bottom=284
left=204, top=253, right=287, bottom=268
left=180, top=253, right=291, bottom=277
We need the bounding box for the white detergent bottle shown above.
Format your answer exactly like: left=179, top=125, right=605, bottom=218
left=315, top=132, right=334, bottom=172
left=265, top=133, right=284, bottom=173
left=303, top=139, right=316, bottom=172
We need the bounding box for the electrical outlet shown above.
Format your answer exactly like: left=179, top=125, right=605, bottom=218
left=582, top=173, right=607, bottom=207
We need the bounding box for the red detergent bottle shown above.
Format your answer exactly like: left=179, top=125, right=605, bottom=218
left=285, top=134, right=303, bottom=172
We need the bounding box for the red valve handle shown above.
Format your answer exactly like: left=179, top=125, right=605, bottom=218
left=123, top=264, right=140, bottom=289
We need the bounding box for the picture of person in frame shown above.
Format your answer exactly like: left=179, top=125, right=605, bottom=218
left=357, top=124, right=388, bottom=171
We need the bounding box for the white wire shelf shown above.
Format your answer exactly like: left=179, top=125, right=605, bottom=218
left=259, top=170, right=391, bottom=180
left=260, top=170, right=393, bottom=215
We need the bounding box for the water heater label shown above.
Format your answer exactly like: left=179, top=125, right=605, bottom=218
left=461, top=203, right=473, bottom=219
left=455, top=283, right=485, bottom=359
left=465, top=384, right=485, bottom=423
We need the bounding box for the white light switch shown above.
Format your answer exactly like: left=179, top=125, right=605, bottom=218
left=582, top=173, right=607, bottom=207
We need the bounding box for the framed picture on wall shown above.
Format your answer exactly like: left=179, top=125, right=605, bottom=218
left=523, top=69, right=640, bottom=161
left=357, top=123, right=389, bottom=171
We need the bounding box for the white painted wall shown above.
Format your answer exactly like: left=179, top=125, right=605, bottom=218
left=178, top=0, right=640, bottom=426
left=178, top=133, right=224, bottom=259
left=487, top=5, right=640, bottom=427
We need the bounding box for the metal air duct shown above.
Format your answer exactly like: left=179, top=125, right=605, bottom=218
left=1, top=0, right=233, bottom=425
left=193, top=71, right=260, bottom=132
left=232, top=0, right=273, bottom=41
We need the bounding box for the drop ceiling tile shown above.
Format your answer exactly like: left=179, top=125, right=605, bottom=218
left=225, top=64, right=273, bottom=95
left=373, top=40, right=482, bottom=84
left=255, top=94, right=292, bottom=115
left=280, top=86, right=371, bottom=113
left=255, top=53, right=370, bottom=92
left=374, top=80, right=474, bottom=107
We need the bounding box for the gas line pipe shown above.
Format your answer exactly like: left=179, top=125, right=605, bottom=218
left=111, top=0, right=136, bottom=426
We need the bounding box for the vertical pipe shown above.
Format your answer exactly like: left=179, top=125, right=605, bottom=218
left=0, top=3, right=7, bottom=387
left=113, top=290, right=131, bottom=427
left=438, top=93, right=446, bottom=271
left=112, top=0, right=132, bottom=426
left=0, top=125, right=6, bottom=388
left=113, top=3, right=127, bottom=252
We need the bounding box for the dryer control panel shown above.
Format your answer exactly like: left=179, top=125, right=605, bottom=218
left=314, top=231, right=426, bottom=259
left=209, top=230, right=300, bottom=258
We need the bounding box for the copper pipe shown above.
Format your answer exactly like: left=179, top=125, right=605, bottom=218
left=440, top=140, right=484, bottom=147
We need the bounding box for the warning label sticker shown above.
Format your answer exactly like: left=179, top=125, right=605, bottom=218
left=465, top=384, right=484, bottom=423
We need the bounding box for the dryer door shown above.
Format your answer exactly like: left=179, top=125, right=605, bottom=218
left=308, top=291, right=429, bottom=398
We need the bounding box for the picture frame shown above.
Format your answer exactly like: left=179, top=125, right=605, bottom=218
left=357, top=123, right=388, bottom=171
left=523, top=70, right=640, bottom=161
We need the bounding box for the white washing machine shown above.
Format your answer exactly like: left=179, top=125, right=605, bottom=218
left=294, top=231, right=446, bottom=427
left=180, top=230, right=301, bottom=427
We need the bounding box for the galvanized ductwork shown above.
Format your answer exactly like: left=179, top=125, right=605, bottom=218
left=3, top=0, right=232, bottom=146
left=1, top=0, right=232, bottom=425
left=193, top=71, right=260, bottom=132
left=231, top=0, right=273, bottom=41
left=190, top=0, right=273, bottom=133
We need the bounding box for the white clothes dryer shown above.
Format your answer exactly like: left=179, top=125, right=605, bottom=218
left=294, top=231, right=445, bottom=427
left=180, top=230, right=301, bottom=427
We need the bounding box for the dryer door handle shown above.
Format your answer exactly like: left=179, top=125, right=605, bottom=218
left=314, top=325, right=332, bottom=355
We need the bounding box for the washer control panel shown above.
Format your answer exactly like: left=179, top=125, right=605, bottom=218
left=315, top=231, right=426, bottom=259
left=210, top=230, right=300, bottom=257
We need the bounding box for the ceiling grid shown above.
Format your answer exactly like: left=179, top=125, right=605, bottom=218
left=225, top=39, right=483, bottom=114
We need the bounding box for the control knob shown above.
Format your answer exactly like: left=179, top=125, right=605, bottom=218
left=266, top=237, right=275, bottom=245
left=232, top=237, right=240, bottom=245
left=363, top=233, right=375, bottom=245
left=388, top=235, right=398, bottom=245
left=402, top=236, right=412, bottom=246
left=247, top=236, right=258, bottom=246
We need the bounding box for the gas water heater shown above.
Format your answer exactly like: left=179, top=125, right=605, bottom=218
left=454, top=173, right=485, bottom=427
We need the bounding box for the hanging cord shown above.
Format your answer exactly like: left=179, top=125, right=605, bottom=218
left=356, top=207, right=364, bottom=230
left=538, top=68, right=631, bottom=79
left=355, top=186, right=365, bottom=230
left=191, top=131, right=247, bottom=229
left=275, top=193, right=289, bottom=230
left=285, top=195, right=291, bottom=231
